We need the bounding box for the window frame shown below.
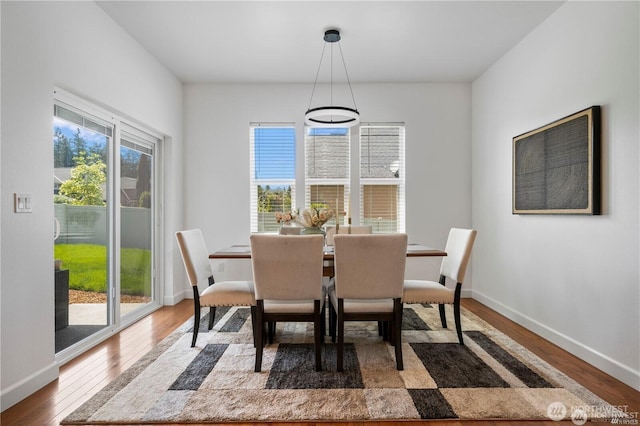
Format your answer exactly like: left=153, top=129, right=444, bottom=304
left=359, top=123, right=406, bottom=233
left=249, top=123, right=296, bottom=233
left=304, top=127, right=351, bottom=227
left=249, top=122, right=406, bottom=234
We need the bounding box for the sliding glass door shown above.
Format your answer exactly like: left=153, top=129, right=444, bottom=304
left=53, top=93, right=161, bottom=357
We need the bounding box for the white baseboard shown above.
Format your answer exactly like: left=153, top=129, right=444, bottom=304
left=163, top=288, right=190, bottom=306
left=1, top=361, right=59, bottom=412
left=472, top=290, right=640, bottom=392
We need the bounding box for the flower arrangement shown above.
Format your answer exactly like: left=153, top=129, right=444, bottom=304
left=295, top=205, right=335, bottom=229
left=275, top=205, right=335, bottom=229
left=275, top=209, right=298, bottom=225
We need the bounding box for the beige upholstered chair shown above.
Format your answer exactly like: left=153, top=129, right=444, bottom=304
left=324, top=225, right=373, bottom=318
left=250, top=234, right=325, bottom=372
left=329, top=233, right=408, bottom=371
left=176, top=229, right=256, bottom=347
left=403, top=228, right=477, bottom=345
left=278, top=226, right=302, bottom=235
left=324, top=226, right=373, bottom=323
left=325, top=225, right=373, bottom=246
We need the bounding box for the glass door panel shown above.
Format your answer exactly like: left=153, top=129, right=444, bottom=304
left=119, top=133, right=155, bottom=319
left=53, top=106, right=111, bottom=353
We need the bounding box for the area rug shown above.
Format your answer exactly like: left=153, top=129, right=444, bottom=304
left=62, top=303, right=622, bottom=424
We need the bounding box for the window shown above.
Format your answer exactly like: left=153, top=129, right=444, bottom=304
left=249, top=124, right=296, bottom=232
left=250, top=123, right=405, bottom=234
left=360, top=125, right=405, bottom=233
left=305, top=127, right=350, bottom=225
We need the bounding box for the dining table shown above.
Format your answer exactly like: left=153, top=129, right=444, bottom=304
left=210, top=243, right=447, bottom=277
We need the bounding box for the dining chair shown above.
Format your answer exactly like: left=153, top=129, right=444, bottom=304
left=276, top=225, right=323, bottom=339
left=403, top=228, right=477, bottom=345
left=324, top=225, right=373, bottom=332
left=329, top=233, right=408, bottom=371
left=176, top=229, right=256, bottom=347
left=250, top=234, right=325, bottom=372
left=324, top=225, right=373, bottom=246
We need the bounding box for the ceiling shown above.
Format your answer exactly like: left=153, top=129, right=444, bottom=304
left=96, top=1, right=564, bottom=84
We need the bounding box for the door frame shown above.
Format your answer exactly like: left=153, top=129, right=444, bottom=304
left=53, top=87, right=164, bottom=365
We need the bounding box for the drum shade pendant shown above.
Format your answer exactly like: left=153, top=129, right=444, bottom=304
left=305, top=29, right=360, bottom=128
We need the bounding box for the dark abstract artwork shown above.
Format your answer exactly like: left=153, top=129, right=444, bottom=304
left=513, top=106, right=601, bottom=214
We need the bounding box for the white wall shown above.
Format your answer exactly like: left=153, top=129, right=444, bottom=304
left=472, top=1, right=639, bottom=390
left=183, top=82, right=472, bottom=285
left=1, top=2, right=184, bottom=409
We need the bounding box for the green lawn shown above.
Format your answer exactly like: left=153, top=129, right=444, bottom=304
left=54, top=244, right=151, bottom=296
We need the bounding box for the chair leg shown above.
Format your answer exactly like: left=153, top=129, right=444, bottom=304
left=208, top=306, right=216, bottom=330
left=454, top=302, right=464, bottom=345
left=382, top=321, right=390, bottom=341
left=393, top=298, right=404, bottom=370
left=250, top=306, right=257, bottom=348
left=314, top=300, right=322, bottom=371
left=320, top=301, right=326, bottom=341
left=268, top=321, right=275, bottom=344
left=191, top=290, right=201, bottom=348
left=439, top=304, right=447, bottom=328
left=337, top=299, right=345, bottom=372
left=329, top=301, right=337, bottom=343
left=255, top=301, right=264, bottom=372
left=454, top=283, right=464, bottom=345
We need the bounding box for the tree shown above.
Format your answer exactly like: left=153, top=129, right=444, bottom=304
left=136, top=154, right=151, bottom=203
left=58, top=152, right=107, bottom=206
left=257, top=185, right=292, bottom=213
left=258, top=185, right=271, bottom=212
left=121, top=149, right=139, bottom=178
left=138, top=191, right=151, bottom=208
left=53, top=127, right=73, bottom=167
left=72, top=128, right=88, bottom=161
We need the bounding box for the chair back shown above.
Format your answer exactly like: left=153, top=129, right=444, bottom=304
left=325, top=225, right=373, bottom=245
left=250, top=234, right=324, bottom=301
left=440, top=228, right=477, bottom=283
left=278, top=226, right=302, bottom=235
left=333, top=234, right=407, bottom=299
left=175, top=229, right=212, bottom=289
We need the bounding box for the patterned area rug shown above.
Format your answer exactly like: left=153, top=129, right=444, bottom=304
left=62, top=303, right=620, bottom=424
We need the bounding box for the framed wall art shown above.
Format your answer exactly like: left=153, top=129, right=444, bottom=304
left=512, top=106, right=601, bottom=215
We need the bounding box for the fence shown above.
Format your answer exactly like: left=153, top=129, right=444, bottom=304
left=54, top=204, right=151, bottom=249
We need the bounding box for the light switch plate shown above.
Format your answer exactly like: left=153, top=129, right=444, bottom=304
left=14, top=193, right=33, bottom=213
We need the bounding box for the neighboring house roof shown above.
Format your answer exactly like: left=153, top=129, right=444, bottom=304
left=54, top=168, right=73, bottom=185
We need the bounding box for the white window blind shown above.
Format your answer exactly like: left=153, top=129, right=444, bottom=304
left=360, top=124, right=405, bottom=233
left=249, top=123, right=296, bottom=232
left=304, top=127, right=350, bottom=225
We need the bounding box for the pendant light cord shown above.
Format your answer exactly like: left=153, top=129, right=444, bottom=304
left=307, top=42, right=327, bottom=111
left=307, top=39, right=358, bottom=112
left=337, top=42, right=358, bottom=111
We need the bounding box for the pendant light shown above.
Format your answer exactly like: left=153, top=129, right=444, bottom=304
left=305, top=29, right=360, bottom=128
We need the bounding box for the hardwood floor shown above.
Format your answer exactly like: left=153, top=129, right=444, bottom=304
left=2, top=299, right=638, bottom=426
